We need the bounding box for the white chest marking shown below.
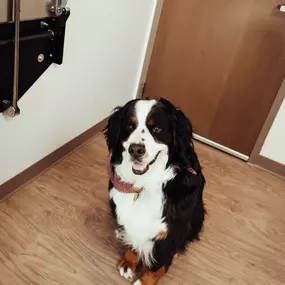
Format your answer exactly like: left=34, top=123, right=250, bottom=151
left=110, top=167, right=175, bottom=266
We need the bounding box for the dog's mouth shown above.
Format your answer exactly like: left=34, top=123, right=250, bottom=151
left=132, top=151, right=161, bottom=175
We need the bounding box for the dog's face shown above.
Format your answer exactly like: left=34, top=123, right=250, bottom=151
left=104, top=98, right=194, bottom=177
left=121, top=100, right=173, bottom=175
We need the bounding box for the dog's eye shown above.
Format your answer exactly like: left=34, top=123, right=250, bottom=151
left=128, top=124, right=135, bottom=130
left=152, top=126, right=162, bottom=133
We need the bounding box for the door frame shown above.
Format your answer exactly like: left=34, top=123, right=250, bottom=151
left=249, top=79, right=285, bottom=178
left=136, top=0, right=165, bottom=99
left=136, top=0, right=285, bottom=175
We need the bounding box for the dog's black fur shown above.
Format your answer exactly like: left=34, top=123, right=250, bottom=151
left=104, top=98, right=206, bottom=273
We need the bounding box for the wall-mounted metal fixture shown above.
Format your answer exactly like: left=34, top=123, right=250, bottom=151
left=0, top=0, right=70, bottom=116
left=50, top=0, right=68, bottom=16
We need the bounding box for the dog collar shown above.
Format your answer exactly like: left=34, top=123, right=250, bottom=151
left=107, top=164, right=143, bottom=201
left=107, top=164, right=197, bottom=201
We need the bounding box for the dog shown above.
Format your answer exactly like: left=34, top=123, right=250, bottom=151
left=104, top=98, right=205, bottom=285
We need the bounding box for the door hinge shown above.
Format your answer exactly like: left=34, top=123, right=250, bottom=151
left=139, top=82, right=146, bottom=98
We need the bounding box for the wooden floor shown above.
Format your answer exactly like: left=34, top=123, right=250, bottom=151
left=0, top=134, right=285, bottom=285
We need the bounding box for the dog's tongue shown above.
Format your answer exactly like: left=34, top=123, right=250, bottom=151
left=133, top=163, right=146, bottom=171
left=132, top=163, right=149, bottom=175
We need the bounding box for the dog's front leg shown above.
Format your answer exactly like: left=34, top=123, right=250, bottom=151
left=118, top=250, right=139, bottom=281
left=133, top=237, right=174, bottom=285
left=133, top=267, right=166, bottom=285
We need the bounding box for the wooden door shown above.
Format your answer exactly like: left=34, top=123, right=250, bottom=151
left=144, top=0, right=285, bottom=156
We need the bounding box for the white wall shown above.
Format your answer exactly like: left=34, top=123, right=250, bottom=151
left=0, top=0, right=157, bottom=185
left=261, top=97, right=285, bottom=165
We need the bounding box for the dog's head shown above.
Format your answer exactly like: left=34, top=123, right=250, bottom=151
left=104, top=98, right=197, bottom=177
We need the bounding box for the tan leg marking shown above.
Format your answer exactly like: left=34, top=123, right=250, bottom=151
left=134, top=267, right=166, bottom=285
left=118, top=250, right=138, bottom=280
left=155, top=229, right=168, bottom=240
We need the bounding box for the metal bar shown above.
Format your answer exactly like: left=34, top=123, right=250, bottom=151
left=12, top=0, right=21, bottom=115
left=0, top=31, right=55, bottom=46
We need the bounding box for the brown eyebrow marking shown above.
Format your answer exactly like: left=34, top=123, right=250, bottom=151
left=147, top=119, right=155, bottom=126
left=130, top=117, right=137, bottom=124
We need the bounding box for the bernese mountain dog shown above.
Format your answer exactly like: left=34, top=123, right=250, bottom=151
left=104, top=98, right=206, bottom=285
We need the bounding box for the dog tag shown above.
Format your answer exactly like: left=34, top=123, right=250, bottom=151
left=133, top=193, right=140, bottom=201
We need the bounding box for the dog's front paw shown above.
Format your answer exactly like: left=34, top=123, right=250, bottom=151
left=118, top=259, right=135, bottom=281
left=133, top=267, right=165, bottom=285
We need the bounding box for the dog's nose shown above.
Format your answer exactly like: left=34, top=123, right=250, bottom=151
left=128, top=143, right=146, bottom=159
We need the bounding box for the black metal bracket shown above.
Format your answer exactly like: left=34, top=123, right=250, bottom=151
left=0, top=9, right=70, bottom=113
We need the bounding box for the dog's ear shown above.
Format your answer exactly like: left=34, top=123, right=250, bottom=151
left=159, top=97, right=193, bottom=144
left=174, top=106, right=201, bottom=171
left=104, top=99, right=138, bottom=161
left=103, top=107, right=123, bottom=153
left=159, top=98, right=198, bottom=168
left=174, top=108, right=194, bottom=151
